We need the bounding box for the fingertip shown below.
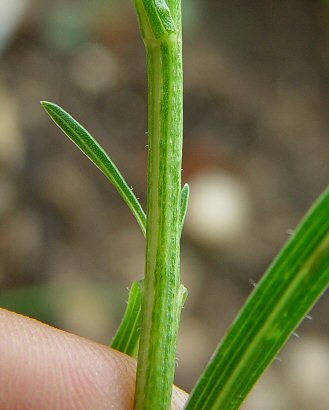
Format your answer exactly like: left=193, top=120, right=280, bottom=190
left=0, top=309, right=188, bottom=409
left=0, top=309, right=136, bottom=409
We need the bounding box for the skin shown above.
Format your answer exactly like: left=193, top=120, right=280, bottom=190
left=0, top=309, right=188, bottom=410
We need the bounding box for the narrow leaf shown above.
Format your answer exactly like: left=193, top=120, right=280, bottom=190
left=41, top=101, right=146, bottom=237
left=179, top=284, right=188, bottom=307
left=135, top=0, right=177, bottom=42
left=186, top=186, right=329, bottom=410
left=111, top=280, right=143, bottom=358
left=180, top=183, right=190, bottom=232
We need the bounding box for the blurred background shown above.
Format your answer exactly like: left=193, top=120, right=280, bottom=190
left=0, top=0, right=329, bottom=408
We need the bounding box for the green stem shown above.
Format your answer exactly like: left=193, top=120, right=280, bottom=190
left=134, top=1, right=183, bottom=409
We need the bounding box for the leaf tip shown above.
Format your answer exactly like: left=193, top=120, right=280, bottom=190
left=182, top=183, right=190, bottom=195
left=40, top=101, right=58, bottom=115
left=40, top=100, right=49, bottom=108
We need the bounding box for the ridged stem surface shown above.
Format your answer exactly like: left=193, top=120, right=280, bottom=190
left=134, top=1, right=183, bottom=409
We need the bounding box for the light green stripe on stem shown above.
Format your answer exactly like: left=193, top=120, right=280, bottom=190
left=134, top=1, right=183, bottom=409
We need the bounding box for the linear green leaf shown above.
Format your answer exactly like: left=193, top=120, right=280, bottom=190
left=41, top=101, right=146, bottom=237
left=111, top=280, right=143, bottom=358
left=135, top=0, right=177, bottom=43
left=180, top=183, right=190, bottom=232
left=179, top=283, right=188, bottom=307
left=186, top=186, right=329, bottom=410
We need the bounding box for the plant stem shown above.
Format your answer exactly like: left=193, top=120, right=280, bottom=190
left=134, top=1, right=183, bottom=409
